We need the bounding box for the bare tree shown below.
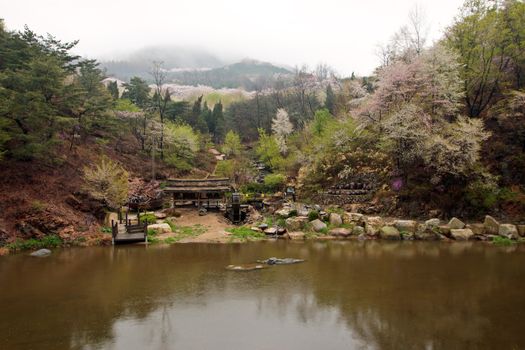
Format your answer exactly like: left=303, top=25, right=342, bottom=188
left=150, top=61, right=170, bottom=159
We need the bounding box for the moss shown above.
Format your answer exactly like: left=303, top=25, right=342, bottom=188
left=492, top=236, right=515, bottom=246
left=100, top=226, right=112, bottom=234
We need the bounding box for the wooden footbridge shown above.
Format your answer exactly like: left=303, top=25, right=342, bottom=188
left=111, top=210, right=148, bottom=245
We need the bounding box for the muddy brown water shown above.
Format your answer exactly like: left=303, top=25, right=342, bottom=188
left=1, top=241, right=525, bottom=350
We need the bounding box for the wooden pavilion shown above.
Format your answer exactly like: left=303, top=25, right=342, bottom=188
left=163, top=178, right=232, bottom=209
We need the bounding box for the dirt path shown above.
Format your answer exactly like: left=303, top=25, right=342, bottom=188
left=170, top=208, right=233, bottom=243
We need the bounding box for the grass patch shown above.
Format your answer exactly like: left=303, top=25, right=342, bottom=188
left=492, top=236, right=516, bottom=246
left=226, top=227, right=265, bottom=242
left=139, top=213, right=157, bottom=224
left=308, top=210, right=319, bottom=221
left=6, top=235, right=63, bottom=252
left=100, top=226, right=112, bottom=234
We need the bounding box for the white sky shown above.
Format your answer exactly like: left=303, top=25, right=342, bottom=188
left=1, top=0, right=465, bottom=76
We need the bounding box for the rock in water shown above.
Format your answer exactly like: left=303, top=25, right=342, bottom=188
left=30, top=249, right=51, bottom=257
left=499, top=224, right=519, bottom=239
left=226, top=264, right=266, bottom=271
left=329, top=213, right=343, bottom=226
left=450, top=229, right=474, bottom=241
left=257, top=257, right=305, bottom=265
left=380, top=226, right=401, bottom=240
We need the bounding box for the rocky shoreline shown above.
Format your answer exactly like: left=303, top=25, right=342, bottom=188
left=253, top=203, right=525, bottom=243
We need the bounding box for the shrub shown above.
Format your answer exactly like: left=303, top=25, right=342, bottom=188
left=83, top=156, right=129, bottom=210
left=226, top=227, right=265, bottom=241
left=308, top=211, right=319, bottom=221
left=264, top=173, right=286, bottom=192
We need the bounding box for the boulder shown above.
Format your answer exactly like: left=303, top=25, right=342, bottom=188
left=343, top=212, right=366, bottom=225
left=366, top=216, right=384, bottom=236
left=275, top=208, right=292, bottom=218
left=287, top=231, right=306, bottom=240
left=393, top=220, right=418, bottom=233
left=310, top=219, right=327, bottom=232
left=467, top=223, right=485, bottom=236
left=329, top=213, right=343, bottom=226
left=154, top=212, right=167, bottom=219
left=499, top=224, right=519, bottom=239
left=450, top=229, right=474, bottom=241
left=329, top=228, right=352, bottom=238
left=518, top=225, right=525, bottom=237
left=380, top=226, right=401, bottom=240
left=415, top=224, right=439, bottom=240
left=30, top=249, right=51, bottom=257
left=425, top=218, right=440, bottom=227
left=264, top=227, right=278, bottom=235
left=285, top=216, right=309, bottom=231
left=438, top=225, right=451, bottom=236
left=352, top=226, right=365, bottom=236
left=448, top=217, right=465, bottom=230
left=258, top=223, right=269, bottom=230
left=484, top=215, right=500, bottom=235
left=147, top=223, right=172, bottom=234
left=251, top=227, right=262, bottom=232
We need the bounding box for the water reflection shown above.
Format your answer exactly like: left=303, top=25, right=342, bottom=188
left=1, top=241, right=524, bottom=349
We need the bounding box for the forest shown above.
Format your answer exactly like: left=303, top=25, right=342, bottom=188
left=0, top=0, right=524, bottom=246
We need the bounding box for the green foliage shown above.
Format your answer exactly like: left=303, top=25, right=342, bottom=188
left=226, top=227, right=265, bottom=241
left=256, top=129, right=285, bottom=170
left=222, top=130, right=242, bottom=157
left=6, top=235, right=63, bottom=251
left=325, top=85, right=336, bottom=115
left=308, top=210, right=319, bottom=221
left=122, top=76, right=150, bottom=108
left=83, top=156, right=129, bottom=210
left=492, top=236, right=516, bottom=246
left=215, top=159, right=235, bottom=178
left=114, top=98, right=141, bottom=112
left=164, top=122, right=200, bottom=171
left=100, top=226, right=112, bottom=234
left=139, top=213, right=157, bottom=224
left=107, top=80, right=119, bottom=99
left=263, top=173, right=286, bottom=191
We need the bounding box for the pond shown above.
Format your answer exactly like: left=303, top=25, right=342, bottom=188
left=1, top=241, right=525, bottom=349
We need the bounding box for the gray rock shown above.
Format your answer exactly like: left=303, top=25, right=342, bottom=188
left=258, top=223, right=269, bottom=230
left=147, top=223, right=172, bottom=233
left=448, top=217, right=465, bottom=230
left=518, top=225, right=525, bottom=237
left=364, top=216, right=384, bottom=236
left=275, top=208, right=292, bottom=218
left=394, top=220, right=418, bottom=233
left=329, top=228, right=352, bottom=237
left=310, top=219, right=327, bottom=232
left=285, top=216, right=309, bottom=231
left=343, top=212, right=365, bottom=225
left=425, top=218, right=440, bottom=227
left=154, top=212, right=167, bottom=219
left=450, top=229, right=474, bottom=241
left=438, top=225, right=451, bottom=236
left=467, top=223, right=485, bottom=235
left=357, top=233, right=367, bottom=241
left=329, top=213, right=343, bottom=226
left=499, top=224, right=519, bottom=239
left=251, top=227, right=262, bottom=232
left=484, top=215, right=500, bottom=235
left=352, top=226, right=365, bottom=236
left=264, top=227, right=278, bottom=235
left=30, top=249, right=51, bottom=257
left=380, top=226, right=401, bottom=240
left=257, top=257, right=305, bottom=265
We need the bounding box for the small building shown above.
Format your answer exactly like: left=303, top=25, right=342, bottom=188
left=163, top=178, right=232, bottom=209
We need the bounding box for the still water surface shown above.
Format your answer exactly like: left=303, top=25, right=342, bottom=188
left=1, top=241, right=525, bottom=349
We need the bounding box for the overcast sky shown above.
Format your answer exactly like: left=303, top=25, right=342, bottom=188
left=1, top=0, right=465, bottom=76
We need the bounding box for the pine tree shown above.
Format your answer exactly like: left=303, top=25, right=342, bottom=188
left=325, top=84, right=336, bottom=115
left=107, top=81, right=119, bottom=99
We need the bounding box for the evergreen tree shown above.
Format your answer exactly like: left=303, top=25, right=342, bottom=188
left=122, top=77, right=150, bottom=108
left=211, top=100, right=224, bottom=142
left=107, top=81, right=119, bottom=99
left=325, top=84, right=336, bottom=115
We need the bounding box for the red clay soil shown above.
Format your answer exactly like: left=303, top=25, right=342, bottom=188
left=0, top=137, right=217, bottom=246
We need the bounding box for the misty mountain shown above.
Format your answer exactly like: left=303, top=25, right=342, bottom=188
left=171, top=59, right=292, bottom=91
left=100, top=45, right=227, bottom=81
left=101, top=46, right=292, bottom=91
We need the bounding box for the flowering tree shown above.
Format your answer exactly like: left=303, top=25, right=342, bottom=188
left=271, top=108, right=293, bottom=154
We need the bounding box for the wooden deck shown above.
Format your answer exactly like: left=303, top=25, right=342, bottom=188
left=111, top=212, right=148, bottom=245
